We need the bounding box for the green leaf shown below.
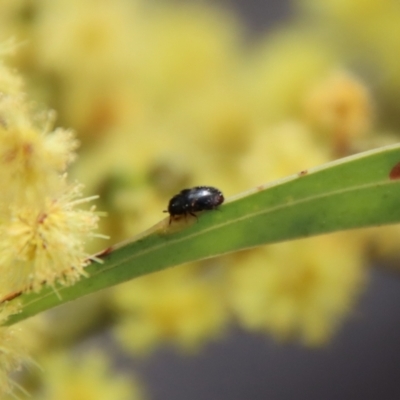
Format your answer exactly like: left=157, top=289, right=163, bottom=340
left=5, top=143, right=400, bottom=325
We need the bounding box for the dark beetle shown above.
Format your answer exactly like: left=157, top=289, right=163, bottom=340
left=164, top=186, right=224, bottom=223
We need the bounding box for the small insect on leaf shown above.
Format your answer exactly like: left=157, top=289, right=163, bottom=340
left=164, top=186, right=224, bottom=224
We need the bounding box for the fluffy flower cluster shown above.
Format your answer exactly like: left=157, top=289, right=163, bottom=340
left=0, top=47, right=101, bottom=395
left=29, top=351, right=142, bottom=400
left=113, top=266, right=228, bottom=353
left=0, top=65, right=99, bottom=298
left=0, top=306, right=30, bottom=397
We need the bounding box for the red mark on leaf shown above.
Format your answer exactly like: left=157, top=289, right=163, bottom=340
left=389, top=162, right=400, bottom=180
left=95, top=246, right=113, bottom=258
left=0, top=290, right=22, bottom=303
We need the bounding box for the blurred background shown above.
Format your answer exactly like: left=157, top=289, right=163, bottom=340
left=3, top=0, right=400, bottom=398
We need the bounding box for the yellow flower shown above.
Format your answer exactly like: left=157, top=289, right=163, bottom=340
left=33, top=351, right=143, bottom=400
left=226, top=234, right=365, bottom=345
left=34, top=0, right=140, bottom=80
left=0, top=182, right=99, bottom=295
left=0, top=305, right=30, bottom=397
left=0, top=94, right=78, bottom=205
left=135, top=2, right=240, bottom=98
left=245, top=32, right=336, bottom=124
left=303, top=70, right=373, bottom=154
left=112, top=265, right=228, bottom=353
left=299, top=0, right=400, bottom=100
left=0, top=62, right=23, bottom=96
left=241, top=121, right=331, bottom=185
left=0, top=44, right=107, bottom=397
left=32, top=0, right=144, bottom=136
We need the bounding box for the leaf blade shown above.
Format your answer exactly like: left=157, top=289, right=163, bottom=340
left=6, top=143, right=400, bottom=325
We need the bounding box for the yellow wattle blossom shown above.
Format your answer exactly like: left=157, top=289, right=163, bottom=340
left=34, top=0, right=140, bottom=80
left=0, top=327, right=25, bottom=395
left=303, top=70, right=373, bottom=154
left=112, top=265, right=228, bottom=353
left=32, top=351, right=143, bottom=400
left=226, top=234, right=365, bottom=345
left=135, top=2, right=241, bottom=99
left=32, top=0, right=143, bottom=137
left=0, top=42, right=102, bottom=303
left=299, top=0, right=400, bottom=100
left=0, top=43, right=104, bottom=396
left=0, top=62, right=23, bottom=95
left=0, top=94, right=78, bottom=205
left=245, top=32, right=337, bottom=125
left=0, top=305, right=31, bottom=396
left=0, top=182, right=99, bottom=296
left=241, top=121, right=331, bottom=185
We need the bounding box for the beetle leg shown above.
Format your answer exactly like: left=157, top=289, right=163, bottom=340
left=189, top=212, right=198, bottom=221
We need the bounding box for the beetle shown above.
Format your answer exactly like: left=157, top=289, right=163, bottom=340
left=164, top=186, right=224, bottom=224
